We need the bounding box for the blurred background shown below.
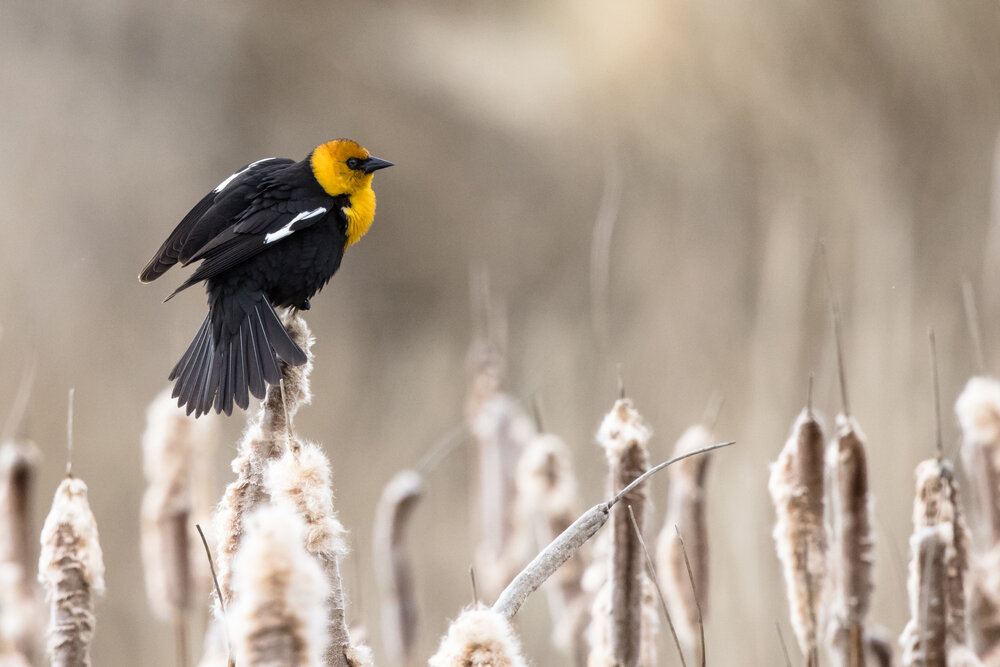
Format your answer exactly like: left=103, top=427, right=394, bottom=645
left=2, top=0, right=1000, bottom=664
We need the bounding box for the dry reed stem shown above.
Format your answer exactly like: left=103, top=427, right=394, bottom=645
left=229, top=505, right=329, bottom=667
left=769, top=408, right=827, bottom=658
left=37, top=477, right=105, bottom=667
left=0, top=439, right=42, bottom=661
left=214, top=313, right=314, bottom=607
left=265, top=440, right=351, bottom=666
left=900, top=525, right=949, bottom=667
left=659, top=423, right=715, bottom=653
left=629, top=506, right=682, bottom=667
left=492, top=440, right=734, bottom=622
left=373, top=469, right=423, bottom=667
left=515, top=432, right=587, bottom=654
left=589, top=398, right=653, bottom=667
left=429, top=604, right=529, bottom=667
left=827, top=414, right=873, bottom=667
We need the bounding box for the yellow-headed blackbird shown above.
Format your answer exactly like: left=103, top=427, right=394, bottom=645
left=140, top=139, right=392, bottom=417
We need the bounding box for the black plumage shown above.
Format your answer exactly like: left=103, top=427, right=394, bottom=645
left=140, top=143, right=391, bottom=416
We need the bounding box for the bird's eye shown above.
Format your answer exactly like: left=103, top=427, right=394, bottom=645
left=346, top=158, right=361, bottom=169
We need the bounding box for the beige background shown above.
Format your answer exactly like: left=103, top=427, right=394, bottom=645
left=2, top=1, right=1000, bottom=664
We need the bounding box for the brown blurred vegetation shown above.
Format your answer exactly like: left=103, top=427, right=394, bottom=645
left=2, top=1, right=1000, bottom=664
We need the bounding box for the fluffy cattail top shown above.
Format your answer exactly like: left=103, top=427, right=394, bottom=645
left=37, top=477, right=105, bottom=667
left=429, top=605, right=529, bottom=667
left=229, top=505, right=329, bottom=667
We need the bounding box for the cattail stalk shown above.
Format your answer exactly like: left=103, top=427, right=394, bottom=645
left=0, top=439, right=41, bottom=662
left=516, top=431, right=588, bottom=655
left=429, top=605, right=529, bottom=667
left=658, top=423, right=716, bottom=657
left=265, top=441, right=352, bottom=666
left=38, top=477, right=105, bottom=667
left=827, top=414, right=874, bottom=667
left=140, top=387, right=217, bottom=667
left=900, top=526, right=949, bottom=667
left=769, top=408, right=827, bottom=660
left=588, top=398, right=654, bottom=667
left=229, top=506, right=329, bottom=667
left=214, top=313, right=314, bottom=606
left=956, top=376, right=1000, bottom=663
left=373, top=469, right=423, bottom=667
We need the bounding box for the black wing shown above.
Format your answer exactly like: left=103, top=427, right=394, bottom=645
left=138, top=157, right=294, bottom=283
left=163, top=184, right=336, bottom=300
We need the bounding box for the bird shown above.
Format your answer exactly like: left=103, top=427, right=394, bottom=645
left=139, top=139, right=393, bottom=417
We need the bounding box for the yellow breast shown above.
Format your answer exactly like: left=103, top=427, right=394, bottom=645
left=342, top=186, right=376, bottom=247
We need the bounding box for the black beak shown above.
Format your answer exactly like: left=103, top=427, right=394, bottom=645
left=362, top=156, right=394, bottom=173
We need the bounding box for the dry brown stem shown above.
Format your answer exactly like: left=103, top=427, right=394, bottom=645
left=37, top=477, right=105, bottom=667
left=659, top=423, right=715, bottom=653
left=769, top=408, right=827, bottom=658
left=0, top=438, right=41, bottom=661
left=373, top=469, right=424, bottom=667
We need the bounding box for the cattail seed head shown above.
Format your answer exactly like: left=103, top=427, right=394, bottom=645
left=229, top=505, right=329, bottom=667
left=769, top=408, right=828, bottom=657
left=38, top=477, right=105, bottom=667
left=429, top=605, right=529, bottom=667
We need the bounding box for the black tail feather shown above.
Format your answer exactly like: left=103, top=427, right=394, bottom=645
left=170, top=298, right=307, bottom=417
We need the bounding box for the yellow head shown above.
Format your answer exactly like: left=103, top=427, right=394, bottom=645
left=310, top=139, right=393, bottom=246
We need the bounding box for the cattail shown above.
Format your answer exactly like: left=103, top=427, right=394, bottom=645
left=196, top=618, right=229, bottom=667
left=469, top=393, right=535, bottom=599
left=0, top=439, right=42, bottom=661
left=37, top=477, right=105, bottom=667
left=516, top=431, right=588, bottom=654
left=956, top=376, right=1000, bottom=662
left=968, top=548, right=1000, bottom=664
left=659, top=422, right=715, bottom=656
left=264, top=441, right=352, bottom=666
left=428, top=604, right=529, bottom=667
left=587, top=398, right=655, bottom=667
left=769, top=408, right=827, bottom=660
left=373, top=469, right=423, bottom=667
left=826, top=414, right=874, bottom=667
left=956, top=377, right=1000, bottom=547
left=140, top=387, right=218, bottom=623
left=900, top=525, right=949, bottom=667
left=229, top=505, right=329, bottom=667
left=911, top=458, right=971, bottom=646
left=214, top=312, right=314, bottom=606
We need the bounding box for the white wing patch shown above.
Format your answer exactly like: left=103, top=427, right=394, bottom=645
left=263, top=207, right=327, bottom=244
left=213, top=157, right=277, bottom=194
